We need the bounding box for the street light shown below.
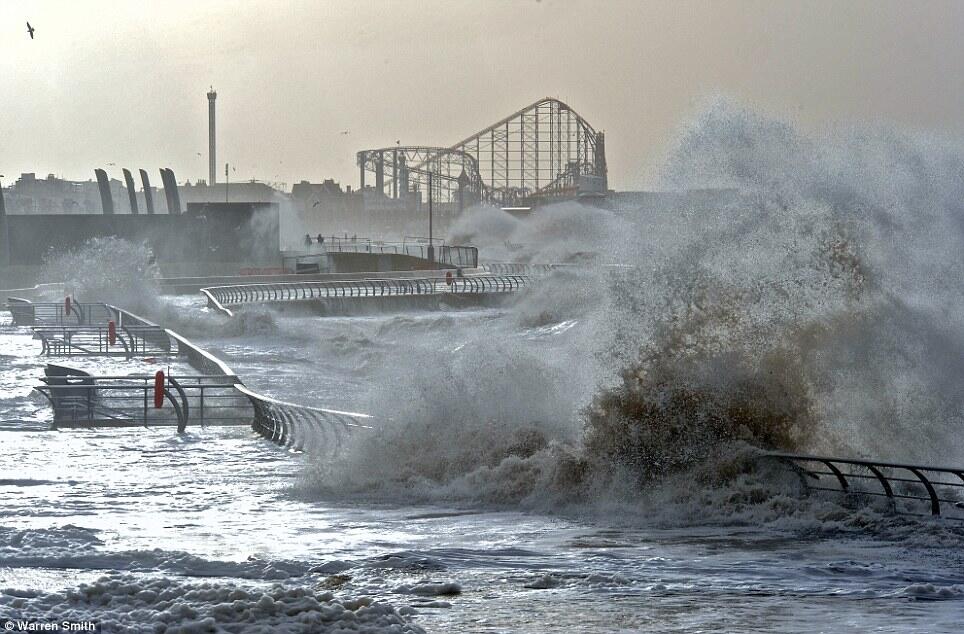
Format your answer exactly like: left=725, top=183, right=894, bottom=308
left=0, top=174, right=9, bottom=267
left=427, top=172, right=434, bottom=267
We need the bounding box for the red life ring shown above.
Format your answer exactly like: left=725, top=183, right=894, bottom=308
left=107, top=320, right=116, bottom=346
left=64, top=296, right=72, bottom=315
left=445, top=271, right=453, bottom=286
left=154, top=370, right=165, bottom=408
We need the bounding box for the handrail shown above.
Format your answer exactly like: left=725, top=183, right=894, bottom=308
left=35, top=371, right=246, bottom=431
left=200, top=274, right=530, bottom=308
left=764, top=453, right=964, bottom=519
left=8, top=297, right=370, bottom=455
left=200, top=288, right=233, bottom=317
left=5, top=300, right=114, bottom=327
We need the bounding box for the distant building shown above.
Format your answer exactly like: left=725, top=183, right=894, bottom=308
left=0, top=173, right=286, bottom=216
left=4, top=173, right=107, bottom=214
left=291, top=179, right=364, bottom=235
left=1, top=170, right=464, bottom=240
left=179, top=180, right=281, bottom=204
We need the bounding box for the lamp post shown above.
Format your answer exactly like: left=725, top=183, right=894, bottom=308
left=427, top=172, right=434, bottom=267
left=0, top=174, right=9, bottom=267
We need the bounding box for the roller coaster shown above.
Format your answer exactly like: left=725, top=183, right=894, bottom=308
left=357, top=97, right=607, bottom=208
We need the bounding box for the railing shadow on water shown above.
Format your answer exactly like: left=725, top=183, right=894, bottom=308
left=4, top=297, right=371, bottom=454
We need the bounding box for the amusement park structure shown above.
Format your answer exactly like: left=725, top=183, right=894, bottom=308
left=357, top=97, right=607, bottom=208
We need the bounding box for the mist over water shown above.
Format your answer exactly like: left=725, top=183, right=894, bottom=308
left=40, top=237, right=162, bottom=310
left=303, top=101, right=964, bottom=519
left=8, top=102, right=964, bottom=632
left=34, top=101, right=964, bottom=524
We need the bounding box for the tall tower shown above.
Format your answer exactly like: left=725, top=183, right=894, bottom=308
left=207, top=87, right=217, bottom=185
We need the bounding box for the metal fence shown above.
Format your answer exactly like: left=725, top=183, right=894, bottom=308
left=33, top=324, right=171, bottom=358
left=166, top=326, right=372, bottom=456
left=765, top=453, right=964, bottom=520
left=7, top=300, right=175, bottom=360
left=201, top=274, right=529, bottom=313
left=37, top=364, right=246, bottom=432
left=6, top=297, right=114, bottom=327
left=7, top=296, right=372, bottom=454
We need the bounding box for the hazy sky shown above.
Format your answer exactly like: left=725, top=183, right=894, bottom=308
left=2, top=0, right=964, bottom=191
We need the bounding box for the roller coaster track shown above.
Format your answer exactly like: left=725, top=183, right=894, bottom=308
left=358, top=97, right=607, bottom=207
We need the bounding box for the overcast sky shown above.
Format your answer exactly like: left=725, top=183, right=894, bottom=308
left=2, top=0, right=963, bottom=191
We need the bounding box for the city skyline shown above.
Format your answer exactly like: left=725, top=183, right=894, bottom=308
left=3, top=0, right=964, bottom=191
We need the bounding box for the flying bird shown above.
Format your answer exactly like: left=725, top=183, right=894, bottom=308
left=26, top=21, right=35, bottom=39
left=340, top=130, right=350, bottom=135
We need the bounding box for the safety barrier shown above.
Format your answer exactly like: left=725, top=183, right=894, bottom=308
left=7, top=296, right=371, bottom=454
left=200, top=275, right=529, bottom=312
left=36, top=365, right=246, bottom=433
left=9, top=301, right=174, bottom=360
left=165, top=325, right=372, bottom=457
left=5, top=298, right=114, bottom=327
left=765, top=453, right=964, bottom=520
left=33, top=324, right=171, bottom=359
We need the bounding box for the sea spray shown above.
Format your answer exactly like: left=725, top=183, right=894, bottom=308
left=39, top=236, right=280, bottom=338
left=303, top=101, right=964, bottom=522
left=40, top=236, right=161, bottom=311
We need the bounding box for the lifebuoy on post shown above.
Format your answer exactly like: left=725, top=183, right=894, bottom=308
left=107, top=320, right=116, bottom=346
left=64, top=296, right=71, bottom=316
left=154, top=370, right=165, bottom=408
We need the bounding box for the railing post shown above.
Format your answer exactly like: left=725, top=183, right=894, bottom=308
left=907, top=467, right=941, bottom=516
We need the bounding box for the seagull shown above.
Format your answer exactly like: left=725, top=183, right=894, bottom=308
left=26, top=21, right=35, bottom=39
left=340, top=130, right=350, bottom=135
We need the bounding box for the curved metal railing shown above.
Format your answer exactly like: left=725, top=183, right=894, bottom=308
left=166, top=327, right=372, bottom=457
left=36, top=366, right=245, bottom=433
left=5, top=297, right=114, bottom=327
left=33, top=324, right=171, bottom=359
left=765, top=453, right=964, bottom=520
left=200, top=275, right=529, bottom=310
left=6, top=297, right=370, bottom=456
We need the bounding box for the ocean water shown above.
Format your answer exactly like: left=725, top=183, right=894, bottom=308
left=3, top=103, right=964, bottom=631
left=3, top=305, right=964, bottom=632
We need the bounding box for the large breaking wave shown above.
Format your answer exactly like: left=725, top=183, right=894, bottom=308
left=302, top=101, right=964, bottom=525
